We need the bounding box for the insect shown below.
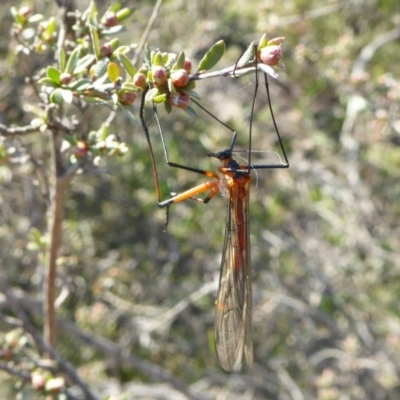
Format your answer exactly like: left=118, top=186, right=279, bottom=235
left=139, top=61, right=289, bottom=371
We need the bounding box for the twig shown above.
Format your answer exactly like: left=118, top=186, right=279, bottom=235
left=0, top=360, right=31, bottom=381
left=132, top=0, right=164, bottom=66
left=0, top=123, right=41, bottom=138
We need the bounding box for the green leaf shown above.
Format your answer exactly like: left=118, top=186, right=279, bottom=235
left=197, top=40, right=225, bottom=72
left=107, top=2, right=121, bottom=13
left=74, top=54, right=96, bottom=74
left=167, top=78, right=177, bottom=94
left=117, top=53, right=136, bottom=77
left=58, top=47, right=66, bottom=72
left=121, top=82, right=138, bottom=91
left=49, top=88, right=64, bottom=103
left=183, top=105, right=198, bottom=118
left=69, top=78, right=92, bottom=91
left=93, top=58, right=110, bottom=79
left=65, top=46, right=81, bottom=74
left=107, top=62, right=120, bottom=82
left=113, top=46, right=131, bottom=55
left=181, top=89, right=201, bottom=100
left=144, top=87, right=159, bottom=103
left=153, top=93, right=167, bottom=103
left=258, top=33, right=268, bottom=49
left=46, top=66, right=61, bottom=84
left=45, top=16, right=56, bottom=37
left=38, top=77, right=59, bottom=88
left=116, top=7, right=135, bottom=21
left=89, top=25, right=101, bottom=59
left=236, top=42, right=256, bottom=69
left=164, top=101, right=172, bottom=114
left=153, top=51, right=164, bottom=67
left=49, top=88, right=73, bottom=104
left=100, top=26, right=126, bottom=36
left=175, top=51, right=186, bottom=70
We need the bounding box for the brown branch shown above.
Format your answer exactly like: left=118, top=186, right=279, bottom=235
left=0, top=123, right=41, bottom=138
left=0, top=361, right=31, bottom=381
left=42, top=0, right=78, bottom=352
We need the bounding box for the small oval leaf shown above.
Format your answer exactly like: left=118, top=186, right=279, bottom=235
left=236, top=42, right=256, bottom=69
left=164, top=101, right=172, bottom=114
left=117, top=53, right=136, bottom=77
left=58, top=47, right=66, bottom=72
left=65, top=46, right=81, bottom=74
left=197, top=40, right=225, bottom=72
left=38, top=77, right=59, bottom=88
left=183, top=105, right=198, bottom=118
left=144, top=87, right=159, bottom=103
left=107, top=61, right=120, bottom=82
left=175, top=51, right=186, bottom=70
left=46, top=66, right=61, bottom=84
left=49, top=88, right=64, bottom=103
left=89, top=25, right=101, bottom=59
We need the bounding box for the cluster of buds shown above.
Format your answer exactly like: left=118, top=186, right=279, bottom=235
left=141, top=49, right=196, bottom=112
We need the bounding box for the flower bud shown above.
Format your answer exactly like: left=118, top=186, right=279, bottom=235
left=59, top=72, right=72, bottom=85
left=100, top=42, right=113, bottom=58
left=73, top=141, right=89, bottom=158
left=118, top=90, right=137, bottom=105
left=170, top=69, right=189, bottom=88
left=151, top=66, right=168, bottom=87
left=101, top=11, right=118, bottom=27
left=258, top=45, right=282, bottom=66
left=167, top=92, right=190, bottom=109
left=19, top=6, right=33, bottom=19
left=133, top=72, right=148, bottom=90
left=32, top=373, right=46, bottom=391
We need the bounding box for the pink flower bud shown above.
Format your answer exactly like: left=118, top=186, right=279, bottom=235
left=170, top=69, right=189, bottom=88
left=167, top=92, right=190, bottom=109
left=258, top=45, right=282, bottom=66
left=151, top=66, right=168, bottom=87
left=19, top=6, right=33, bottom=19
left=100, top=42, right=113, bottom=58
left=73, top=141, right=89, bottom=158
left=31, top=373, right=46, bottom=391
left=59, top=72, right=72, bottom=85
left=118, top=90, right=137, bottom=105
left=133, top=72, right=148, bottom=90
left=101, top=11, right=118, bottom=27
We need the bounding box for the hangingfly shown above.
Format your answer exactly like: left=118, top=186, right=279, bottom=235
left=158, top=133, right=253, bottom=370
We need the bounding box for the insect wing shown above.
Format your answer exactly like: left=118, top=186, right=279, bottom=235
left=214, top=176, right=253, bottom=371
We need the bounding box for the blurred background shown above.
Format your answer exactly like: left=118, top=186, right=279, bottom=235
left=1, top=0, right=400, bottom=399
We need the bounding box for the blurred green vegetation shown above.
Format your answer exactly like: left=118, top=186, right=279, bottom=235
left=1, top=0, right=400, bottom=399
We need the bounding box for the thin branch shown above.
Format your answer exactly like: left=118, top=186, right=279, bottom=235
left=132, top=0, right=164, bottom=66
left=0, top=123, right=41, bottom=138
left=0, top=361, right=31, bottom=381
